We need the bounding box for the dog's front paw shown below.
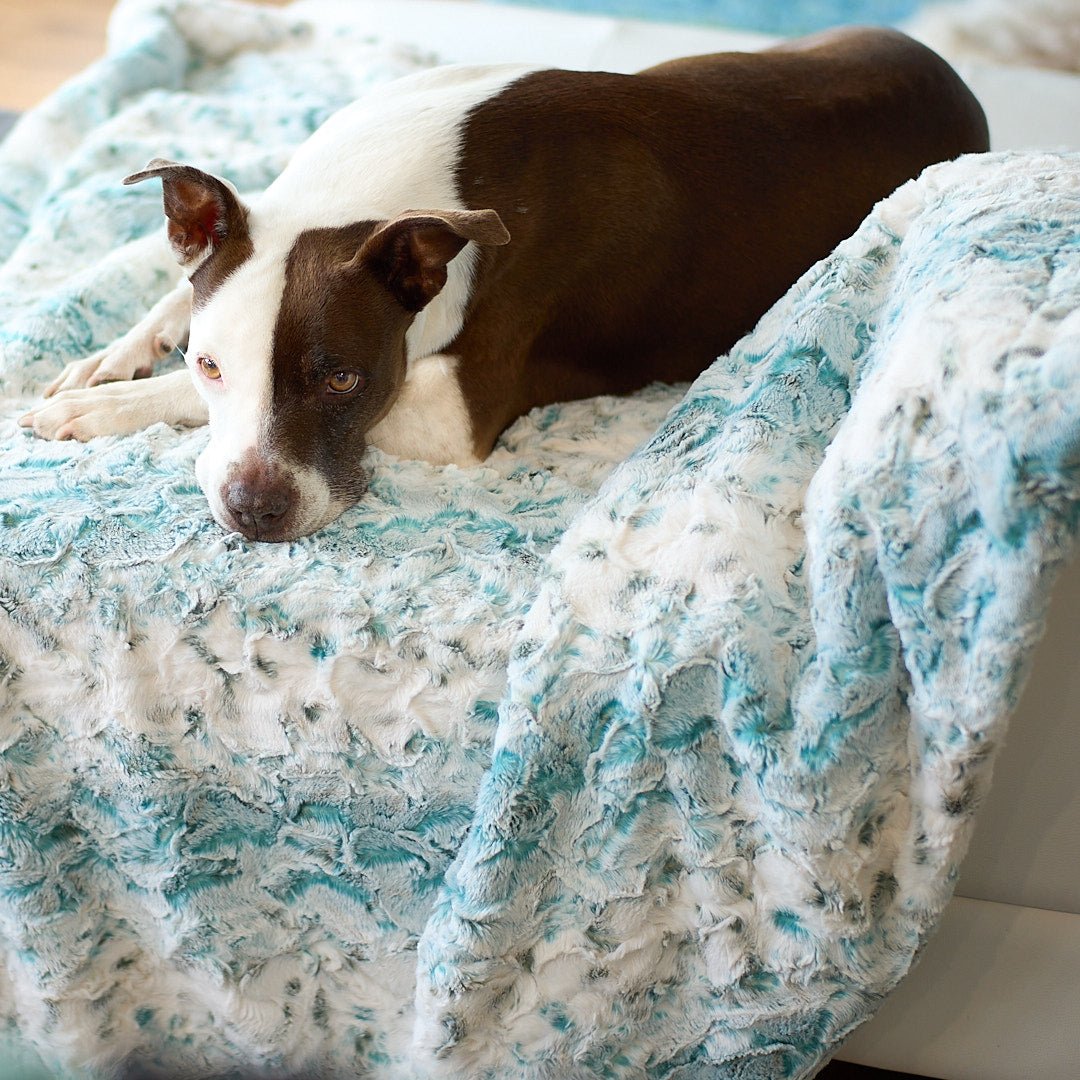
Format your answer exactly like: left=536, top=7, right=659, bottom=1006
left=19, top=371, right=206, bottom=442
left=44, top=332, right=176, bottom=398
left=22, top=383, right=146, bottom=441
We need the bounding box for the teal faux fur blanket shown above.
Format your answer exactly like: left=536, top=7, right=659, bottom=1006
left=1, top=2, right=1078, bottom=1077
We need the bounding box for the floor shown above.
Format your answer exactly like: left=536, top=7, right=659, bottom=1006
left=821, top=1064, right=927, bottom=1079
left=0, top=0, right=114, bottom=111
left=0, top=0, right=286, bottom=111
left=0, top=2, right=932, bottom=1077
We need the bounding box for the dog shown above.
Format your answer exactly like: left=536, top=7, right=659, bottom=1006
left=20, top=28, right=989, bottom=542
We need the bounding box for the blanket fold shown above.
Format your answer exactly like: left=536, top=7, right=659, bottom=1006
left=0, top=3, right=1078, bottom=1078
left=414, top=153, right=1080, bottom=1077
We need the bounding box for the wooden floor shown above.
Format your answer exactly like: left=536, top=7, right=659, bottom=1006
left=0, top=0, right=114, bottom=110
left=0, top=0, right=285, bottom=110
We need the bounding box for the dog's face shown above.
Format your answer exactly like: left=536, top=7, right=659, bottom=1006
left=126, top=160, right=507, bottom=542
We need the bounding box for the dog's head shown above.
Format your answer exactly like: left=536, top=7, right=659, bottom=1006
left=126, top=160, right=508, bottom=542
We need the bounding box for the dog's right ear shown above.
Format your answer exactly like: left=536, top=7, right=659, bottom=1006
left=124, top=159, right=249, bottom=269
left=355, top=209, right=510, bottom=313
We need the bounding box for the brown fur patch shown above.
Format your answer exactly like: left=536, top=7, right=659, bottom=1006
left=266, top=224, right=411, bottom=499
left=448, top=27, right=988, bottom=455
left=124, top=160, right=255, bottom=308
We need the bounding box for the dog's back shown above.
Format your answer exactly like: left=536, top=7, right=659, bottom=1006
left=451, top=28, right=989, bottom=449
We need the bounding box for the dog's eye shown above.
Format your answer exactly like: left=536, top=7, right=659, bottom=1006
left=196, top=355, right=222, bottom=381
left=326, top=370, right=364, bottom=395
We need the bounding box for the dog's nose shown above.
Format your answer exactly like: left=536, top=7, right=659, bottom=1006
left=224, top=478, right=293, bottom=537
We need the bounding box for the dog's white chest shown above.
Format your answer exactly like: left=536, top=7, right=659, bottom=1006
left=366, top=354, right=479, bottom=467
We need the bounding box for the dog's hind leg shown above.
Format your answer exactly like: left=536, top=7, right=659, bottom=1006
left=44, top=278, right=193, bottom=397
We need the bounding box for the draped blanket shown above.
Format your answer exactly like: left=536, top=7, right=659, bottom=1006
left=1, top=2, right=1078, bottom=1077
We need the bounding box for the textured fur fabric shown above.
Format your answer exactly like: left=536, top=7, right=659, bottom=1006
left=1, top=2, right=1079, bottom=1079
left=908, top=0, right=1080, bottom=72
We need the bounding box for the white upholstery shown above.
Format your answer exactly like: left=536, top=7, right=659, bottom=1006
left=839, top=898, right=1080, bottom=1078
left=842, top=555, right=1080, bottom=1078
left=959, top=556, right=1080, bottom=916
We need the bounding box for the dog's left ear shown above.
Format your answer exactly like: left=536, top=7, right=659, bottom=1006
left=124, top=158, right=249, bottom=270
left=356, top=209, right=510, bottom=312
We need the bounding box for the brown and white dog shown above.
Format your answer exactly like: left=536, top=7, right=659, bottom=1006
left=21, top=28, right=988, bottom=542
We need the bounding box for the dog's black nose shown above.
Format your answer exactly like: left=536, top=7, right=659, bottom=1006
left=225, top=479, right=293, bottom=538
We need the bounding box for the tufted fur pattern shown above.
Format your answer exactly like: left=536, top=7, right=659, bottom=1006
left=1, top=2, right=1079, bottom=1078
left=908, top=0, right=1080, bottom=73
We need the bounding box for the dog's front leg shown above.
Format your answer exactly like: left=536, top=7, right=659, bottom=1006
left=19, top=368, right=207, bottom=441
left=44, top=279, right=193, bottom=397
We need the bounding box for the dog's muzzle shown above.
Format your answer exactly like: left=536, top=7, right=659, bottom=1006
left=219, top=452, right=300, bottom=541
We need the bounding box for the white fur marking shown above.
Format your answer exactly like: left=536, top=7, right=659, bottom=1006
left=21, top=369, right=206, bottom=440
left=185, top=244, right=284, bottom=528
left=257, top=63, right=533, bottom=362
left=367, top=354, right=479, bottom=466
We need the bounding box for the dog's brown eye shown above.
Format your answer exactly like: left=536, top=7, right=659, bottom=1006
left=196, top=355, right=222, bottom=381
left=327, top=370, right=362, bottom=395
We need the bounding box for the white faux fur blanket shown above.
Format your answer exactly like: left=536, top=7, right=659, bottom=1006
left=0, top=2, right=1078, bottom=1078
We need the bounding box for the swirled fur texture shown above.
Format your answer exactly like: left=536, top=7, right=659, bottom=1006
left=0, top=2, right=1078, bottom=1078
